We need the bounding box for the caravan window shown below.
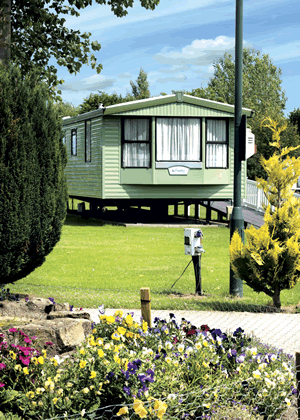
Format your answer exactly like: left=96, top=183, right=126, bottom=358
left=85, top=120, right=91, bottom=162
left=71, top=129, right=77, bottom=156
left=122, top=118, right=151, bottom=168
left=156, top=118, right=201, bottom=162
left=206, top=119, right=228, bottom=168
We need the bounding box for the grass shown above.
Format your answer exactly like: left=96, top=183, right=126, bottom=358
left=7, top=213, right=300, bottom=312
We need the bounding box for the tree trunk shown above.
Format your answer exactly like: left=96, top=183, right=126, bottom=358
left=0, top=0, right=11, bottom=66
left=272, top=284, right=281, bottom=308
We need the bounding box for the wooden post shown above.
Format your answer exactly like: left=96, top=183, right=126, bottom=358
left=195, top=204, right=200, bottom=220
left=206, top=201, right=211, bottom=224
left=140, top=287, right=151, bottom=328
left=296, top=352, right=300, bottom=420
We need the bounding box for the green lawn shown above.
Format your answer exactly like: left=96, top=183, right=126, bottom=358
left=8, top=214, right=300, bottom=312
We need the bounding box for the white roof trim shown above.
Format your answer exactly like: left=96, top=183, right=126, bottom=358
left=105, top=93, right=253, bottom=112
left=105, top=94, right=174, bottom=109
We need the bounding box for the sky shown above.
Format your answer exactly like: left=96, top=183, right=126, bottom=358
left=52, top=0, right=300, bottom=116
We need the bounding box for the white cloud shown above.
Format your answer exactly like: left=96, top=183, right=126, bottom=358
left=59, top=74, right=116, bottom=92
left=154, top=36, right=252, bottom=67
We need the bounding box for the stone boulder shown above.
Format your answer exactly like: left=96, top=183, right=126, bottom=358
left=0, top=297, right=93, bottom=357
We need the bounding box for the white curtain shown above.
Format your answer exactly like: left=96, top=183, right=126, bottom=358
left=206, top=120, right=227, bottom=168
left=156, top=118, right=200, bottom=161
left=123, top=119, right=150, bottom=167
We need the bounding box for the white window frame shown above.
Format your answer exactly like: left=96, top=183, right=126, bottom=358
left=206, top=119, right=228, bottom=169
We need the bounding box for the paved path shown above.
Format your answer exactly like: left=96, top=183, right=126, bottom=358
left=83, top=307, right=300, bottom=358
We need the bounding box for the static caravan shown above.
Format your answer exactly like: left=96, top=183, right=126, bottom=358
left=62, top=91, right=255, bottom=218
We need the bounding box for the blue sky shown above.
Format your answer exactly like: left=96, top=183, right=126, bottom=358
left=52, top=0, right=300, bottom=116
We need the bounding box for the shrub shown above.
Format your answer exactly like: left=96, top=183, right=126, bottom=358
left=0, top=62, right=68, bottom=285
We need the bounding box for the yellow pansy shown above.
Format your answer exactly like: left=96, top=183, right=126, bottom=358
left=26, top=391, right=35, bottom=399
left=106, top=315, right=115, bottom=324
left=52, top=397, right=58, bottom=405
left=154, top=400, right=168, bottom=420
left=9, top=351, right=16, bottom=360
left=133, top=400, right=148, bottom=418
left=79, top=348, right=85, bottom=355
left=98, top=349, right=104, bottom=358
left=114, top=355, right=121, bottom=364
left=79, top=360, right=87, bottom=369
left=142, top=321, right=148, bottom=333
left=114, top=310, right=123, bottom=317
left=111, top=332, right=121, bottom=341
left=42, top=349, right=47, bottom=358
left=37, top=356, right=44, bottom=365
left=90, top=371, right=97, bottom=379
left=117, top=326, right=127, bottom=336
left=125, top=314, right=133, bottom=327
left=82, top=387, right=89, bottom=394
left=23, top=367, right=29, bottom=375
left=50, top=358, right=58, bottom=366
left=117, top=406, right=129, bottom=416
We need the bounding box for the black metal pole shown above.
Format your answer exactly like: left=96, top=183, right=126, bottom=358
left=230, top=0, right=244, bottom=297
left=192, top=255, right=202, bottom=295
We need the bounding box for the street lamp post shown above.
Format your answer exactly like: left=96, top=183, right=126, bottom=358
left=230, top=0, right=244, bottom=297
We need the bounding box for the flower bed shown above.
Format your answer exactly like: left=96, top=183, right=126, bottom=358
left=0, top=307, right=297, bottom=420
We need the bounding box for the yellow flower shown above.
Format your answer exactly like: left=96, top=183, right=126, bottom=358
left=165, top=357, right=171, bottom=364
left=114, top=310, right=123, bottom=317
left=133, top=399, right=148, bottom=418
left=97, top=338, right=103, bottom=345
left=98, top=349, right=104, bottom=358
left=117, top=406, right=129, bottom=416
left=90, top=371, right=97, bottom=379
left=26, top=391, right=35, bottom=399
left=50, top=358, right=58, bottom=366
left=125, top=314, right=133, bottom=327
left=23, top=367, right=29, bottom=375
left=154, top=400, right=168, bottom=420
left=52, top=397, right=58, bottom=405
left=111, top=332, right=121, bottom=341
left=117, top=326, right=127, bottom=336
left=203, top=361, right=209, bottom=368
left=14, top=364, right=22, bottom=371
left=42, top=349, right=47, bottom=358
left=203, top=341, right=208, bottom=347
left=106, top=315, right=115, bottom=324
left=126, top=331, right=133, bottom=338
left=79, top=348, right=85, bottom=355
left=82, top=387, right=89, bottom=394
left=79, top=360, right=87, bottom=369
left=38, top=401, right=43, bottom=407
left=142, top=320, right=148, bottom=332
left=31, top=401, right=37, bottom=407
left=9, top=351, right=17, bottom=360
left=114, top=355, right=121, bottom=364
left=37, top=356, right=44, bottom=365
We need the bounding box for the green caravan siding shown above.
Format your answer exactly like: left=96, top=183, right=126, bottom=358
left=63, top=116, right=102, bottom=199
left=103, top=115, right=238, bottom=200
left=114, top=103, right=233, bottom=118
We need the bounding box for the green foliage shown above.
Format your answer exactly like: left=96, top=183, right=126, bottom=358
left=229, top=118, right=300, bottom=308
left=0, top=0, right=160, bottom=102
left=289, top=107, right=300, bottom=135
left=129, top=67, right=150, bottom=100
left=53, top=100, right=80, bottom=118
left=77, top=67, right=150, bottom=114
left=186, top=48, right=300, bottom=180
left=0, top=62, right=68, bottom=286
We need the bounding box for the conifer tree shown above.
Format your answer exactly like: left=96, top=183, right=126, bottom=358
left=229, top=118, right=300, bottom=308
left=0, top=62, right=68, bottom=285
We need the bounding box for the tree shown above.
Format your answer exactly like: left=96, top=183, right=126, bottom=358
left=186, top=48, right=292, bottom=180
left=0, top=0, right=11, bottom=65
left=77, top=67, right=151, bottom=114
left=0, top=0, right=160, bottom=101
left=77, top=91, right=127, bottom=114
left=53, top=100, right=80, bottom=118
left=289, top=108, right=300, bottom=136
left=0, top=62, right=68, bottom=285
left=130, top=67, right=150, bottom=100
left=229, top=118, right=300, bottom=308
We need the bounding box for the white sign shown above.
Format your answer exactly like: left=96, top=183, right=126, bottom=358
left=168, top=166, right=189, bottom=176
